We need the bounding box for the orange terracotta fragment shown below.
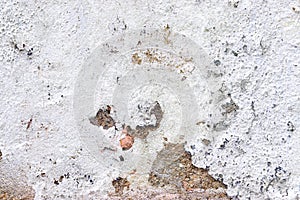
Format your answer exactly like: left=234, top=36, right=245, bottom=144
left=120, top=127, right=134, bottom=150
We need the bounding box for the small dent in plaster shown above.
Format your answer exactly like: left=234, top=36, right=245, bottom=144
left=59, top=175, right=64, bottom=183
left=89, top=105, right=115, bottom=130
left=202, top=138, right=211, bottom=146
left=108, top=16, right=128, bottom=35
left=221, top=94, right=239, bottom=116
left=49, top=158, right=56, bottom=165
left=100, top=146, right=117, bottom=153
left=39, top=172, right=46, bottom=178
left=262, top=166, right=291, bottom=194
left=132, top=53, right=142, bottom=65
left=53, top=175, right=69, bottom=185
left=292, top=6, right=300, bottom=13
left=205, top=85, right=240, bottom=132
left=12, top=42, right=26, bottom=52
left=228, top=0, right=239, bottom=8
left=11, top=41, right=34, bottom=58
left=26, top=117, right=33, bottom=130
left=219, top=138, right=229, bottom=150
left=119, top=155, right=124, bottom=161
left=163, top=24, right=171, bottom=44
left=72, top=173, right=94, bottom=187
left=287, top=121, right=295, bottom=132
left=260, top=38, right=270, bottom=55
left=112, top=177, right=130, bottom=195
left=246, top=101, right=258, bottom=134
left=83, top=174, right=94, bottom=184
left=240, top=79, right=250, bottom=92
left=214, top=59, right=221, bottom=66
left=27, top=48, right=33, bottom=56
left=231, top=50, right=238, bottom=57
left=53, top=179, right=59, bottom=185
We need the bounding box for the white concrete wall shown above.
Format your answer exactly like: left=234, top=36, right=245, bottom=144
left=0, top=0, right=300, bottom=199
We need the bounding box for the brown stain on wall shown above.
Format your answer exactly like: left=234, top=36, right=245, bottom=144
left=89, top=106, right=115, bottom=130
left=112, top=177, right=130, bottom=195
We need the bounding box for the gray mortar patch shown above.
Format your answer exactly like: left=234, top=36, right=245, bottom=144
left=127, top=101, right=163, bottom=139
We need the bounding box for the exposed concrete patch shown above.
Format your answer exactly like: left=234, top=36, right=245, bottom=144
left=111, top=177, right=130, bottom=196
left=107, top=143, right=229, bottom=199
left=89, top=106, right=115, bottom=130
left=149, top=143, right=227, bottom=192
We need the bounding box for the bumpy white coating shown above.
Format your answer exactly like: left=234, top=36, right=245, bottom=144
left=0, top=0, right=299, bottom=199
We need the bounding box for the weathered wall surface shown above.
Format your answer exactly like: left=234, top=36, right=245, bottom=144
left=0, top=0, right=300, bottom=199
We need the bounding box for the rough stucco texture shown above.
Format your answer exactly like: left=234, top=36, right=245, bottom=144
left=1, top=0, right=300, bottom=199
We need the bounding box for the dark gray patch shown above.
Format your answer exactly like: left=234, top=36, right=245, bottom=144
left=128, top=101, right=163, bottom=139
left=119, top=155, right=124, bottom=161
left=214, top=60, right=221, bottom=66
left=287, top=121, right=295, bottom=132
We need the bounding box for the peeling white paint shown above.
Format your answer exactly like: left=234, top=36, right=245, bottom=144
left=0, top=0, right=299, bottom=199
